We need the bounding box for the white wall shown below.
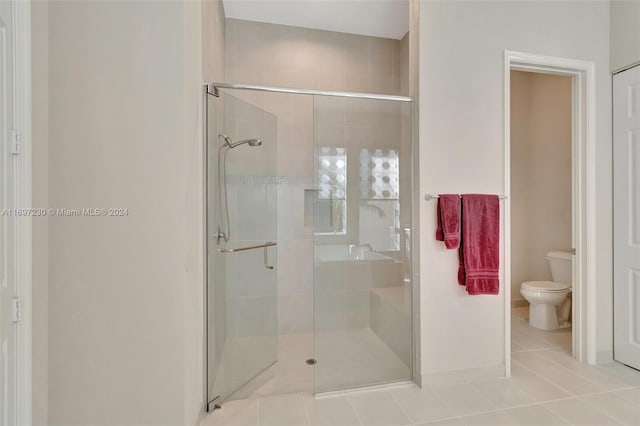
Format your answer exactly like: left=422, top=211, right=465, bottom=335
left=510, top=71, right=572, bottom=301
left=184, top=0, right=206, bottom=424
left=610, top=0, right=640, bottom=71
left=45, top=1, right=205, bottom=424
left=31, top=1, right=49, bottom=424
left=419, top=1, right=611, bottom=377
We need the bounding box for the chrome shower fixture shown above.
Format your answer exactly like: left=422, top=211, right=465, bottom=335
left=217, top=133, right=263, bottom=244
left=219, top=134, right=262, bottom=149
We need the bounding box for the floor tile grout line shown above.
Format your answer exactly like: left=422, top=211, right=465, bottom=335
left=541, top=396, right=627, bottom=426
left=413, top=382, right=640, bottom=425
left=427, top=382, right=500, bottom=422
left=534, top=404, right=573, bottom=425
left=519, top=347, right=633, bottom=391
left=299, top=392, right=312, bottom=426
left=344, top=392, right=365, bottom=426
left=386, top=389, right=417, bottom=426
left=256, top=396, right=260, bottom=426
left=510, top=357, right=588, bottom=397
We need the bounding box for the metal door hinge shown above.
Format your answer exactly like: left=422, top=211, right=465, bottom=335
left=10, top=130, right=23, bottom=155
left=11, top=297, right=23, bottom=323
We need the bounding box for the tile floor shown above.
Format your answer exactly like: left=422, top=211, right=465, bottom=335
left=204, top=307, right=640, bottom=426
left=231, top=329, right=410, bottom=399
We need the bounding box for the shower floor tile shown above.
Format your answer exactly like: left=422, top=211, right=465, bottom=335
left=228, top=328, right=410, bottom=400
left=314, top=328, right=411, bottom=393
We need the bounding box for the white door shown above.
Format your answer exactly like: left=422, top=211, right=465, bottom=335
left=614, top=65, right=640, bottom=370
left=0, top=0, right=18, bottom=424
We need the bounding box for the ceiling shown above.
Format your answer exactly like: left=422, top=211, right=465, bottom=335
left=222, top=0, right=410, bottom=40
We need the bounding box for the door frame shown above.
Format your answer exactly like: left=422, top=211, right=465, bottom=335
left=13, top=0, right=33, bottom=423
left=504, top=51, right=597, bottom=375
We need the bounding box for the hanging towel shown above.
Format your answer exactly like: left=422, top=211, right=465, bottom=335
left=459, top=194, right=500, bottom=295
left=435, top=194, right=461, bottom=249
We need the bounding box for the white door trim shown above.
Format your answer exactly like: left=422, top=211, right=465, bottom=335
left=14, top=0, right=32, bottom=423
left=504, top=51, right=597, bottom=375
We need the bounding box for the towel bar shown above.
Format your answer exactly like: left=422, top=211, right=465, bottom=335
left=424, top=194, right=508, bottom=201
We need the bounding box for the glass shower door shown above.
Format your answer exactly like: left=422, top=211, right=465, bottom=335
left=206, top=92, right=278, bottom=409
left=313, top=95, right=413, bottom=393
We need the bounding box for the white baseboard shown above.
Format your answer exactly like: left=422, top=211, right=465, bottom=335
left=595, top=349, right=613, bottom=364
left=420, top=364, right=505, bottom=388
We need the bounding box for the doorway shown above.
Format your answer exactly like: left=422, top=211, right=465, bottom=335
left=504, top=51, right=598, bottom=373
left=509, top=70, right=574, bottom=361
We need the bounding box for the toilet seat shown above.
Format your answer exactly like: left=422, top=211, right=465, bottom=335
left=521, top=280, right=570, bottom=293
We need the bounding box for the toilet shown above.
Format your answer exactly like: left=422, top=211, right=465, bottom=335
left=520, top=250, right=572, bottom=331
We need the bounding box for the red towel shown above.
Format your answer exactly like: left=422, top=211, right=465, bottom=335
left=459, top=194, right=500, bottom=295
left=435, top=194, right=461, bottom=249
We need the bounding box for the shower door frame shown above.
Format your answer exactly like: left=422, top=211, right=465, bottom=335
left=204, top=88, right=280, bottom=411
left=204, top=82, right=419, bottom=410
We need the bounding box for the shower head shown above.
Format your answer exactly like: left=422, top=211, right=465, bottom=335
left=218, top=134, right=262, bottom=149
left=230, top=138, right=262, bottom=148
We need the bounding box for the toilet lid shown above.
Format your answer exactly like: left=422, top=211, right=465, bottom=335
left=522, top=281, right=570, bottom=292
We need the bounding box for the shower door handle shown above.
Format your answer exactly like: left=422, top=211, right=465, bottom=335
left=217, top=241, right=276, bottom=270
left=218, top=241, right=276, bottom=253
left=264, top=246, right=274, bottom=270
left=404, top=228, right=411, bottom=255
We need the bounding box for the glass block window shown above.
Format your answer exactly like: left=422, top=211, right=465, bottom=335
left=359, top=149, right=399, bottom=199
left=359, top=149, right=400, bottom=250
left=315, top=147, right=347, bottom=235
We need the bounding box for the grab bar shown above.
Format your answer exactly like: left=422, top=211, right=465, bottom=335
left=218, top=241, right=277, bottom=253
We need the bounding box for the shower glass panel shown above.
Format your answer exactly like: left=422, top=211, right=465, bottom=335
left=206, top=92, right=278, bottom=408
left=313, top=95, right=413, bottom=393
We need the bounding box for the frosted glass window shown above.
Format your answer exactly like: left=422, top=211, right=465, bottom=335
left=359, top=149, right=399, bottom=199
left=359, top=149, right=399, bottom=250
left=315, top=147, right=347, bottom=235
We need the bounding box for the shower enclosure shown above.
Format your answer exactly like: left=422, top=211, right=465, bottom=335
left=205, top=83, right=414, bottom=410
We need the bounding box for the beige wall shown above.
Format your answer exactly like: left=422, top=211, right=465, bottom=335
left=224, top=17, right=404, bottom=178
left=225, top=18, right=402, bottom=96
left=611, top=0, right=640, bottom=71
left=223, top=19, right=408, bottom=337
left=419, top=0, right=611, bottom=378
left=400, top=33, right=409, bottom=97
left=44, top=1, right=206, bottom=424
left=510, top=71, right=572, bottom=301
left=204, top=0, right=226, bottom=83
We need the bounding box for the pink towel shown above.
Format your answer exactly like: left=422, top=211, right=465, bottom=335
left=459, top=194, right=500, bottom=295
left=435, top=194, right=461, bottom=249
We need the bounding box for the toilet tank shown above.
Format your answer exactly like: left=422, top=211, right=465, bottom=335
left=546, top=250, right=573, bottom=286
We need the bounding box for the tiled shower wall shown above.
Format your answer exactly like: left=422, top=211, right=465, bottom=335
left=223, top=18, right=408, bottom=334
